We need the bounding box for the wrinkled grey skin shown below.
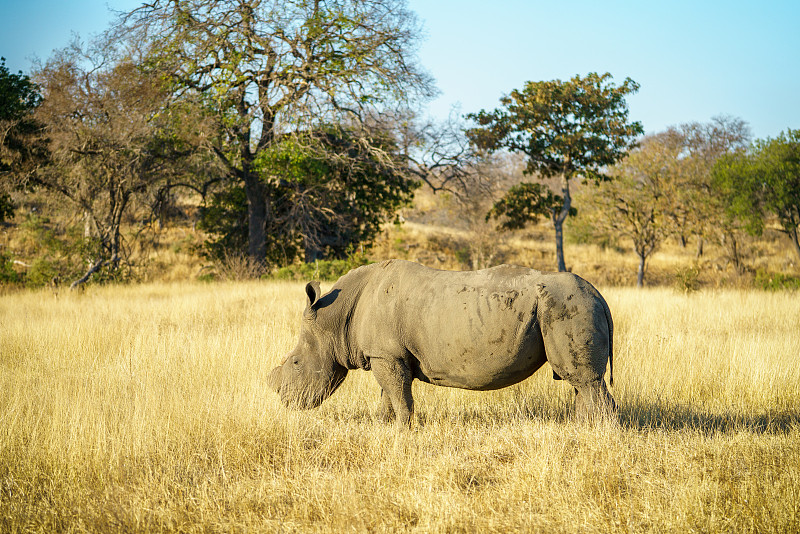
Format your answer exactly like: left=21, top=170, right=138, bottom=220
left=269, top=260, right=615, bottom=427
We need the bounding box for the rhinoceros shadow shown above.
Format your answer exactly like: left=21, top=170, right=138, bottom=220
left=498, top=389, right=800, bottom=434
left=615, top=400, right=800, bottom=435
left=321, top=383, right=798, bottom=435
left=408, top=390, right=799, bottom=435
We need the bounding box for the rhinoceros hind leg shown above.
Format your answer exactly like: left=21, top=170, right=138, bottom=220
left=574, top=380, right=616, bottom=422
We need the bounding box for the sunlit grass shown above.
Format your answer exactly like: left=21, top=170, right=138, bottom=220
left=1, top=281, right=799, bottom=532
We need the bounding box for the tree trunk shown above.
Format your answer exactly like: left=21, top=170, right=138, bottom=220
left=553, top=219, right=567, bottom=272
left=790, top=226, right=800, bottom=262
left=304, top=238, right=324, bottom=263
left=552, top=175, right=571, bottom=272
left=83, top=211, right=94, bottom=239
left=724, top=231, right=744, bottom=274
left=243, top=174, right=268, bottom=266
left=695, top=237, right=704, bottom=259
left=637, top=253, right=645, bottom=287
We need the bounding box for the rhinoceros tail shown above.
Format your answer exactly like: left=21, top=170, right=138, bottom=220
left=600, top=295, right=614, bottom=388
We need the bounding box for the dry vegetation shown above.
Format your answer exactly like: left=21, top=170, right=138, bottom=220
left=2, top=280, right=799, bottom=532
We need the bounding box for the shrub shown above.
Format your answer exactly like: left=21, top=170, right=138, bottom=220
left=0, top=253, right=21, bottom=284
left=674, top=265, right=701, bottom=293
left=754, top=269, right=800, bottom=291
left=26, top=258, right=59, bottom=287
left=269, top=254, right=372, bottom=282
left=213, top=253, right=266, bottom=281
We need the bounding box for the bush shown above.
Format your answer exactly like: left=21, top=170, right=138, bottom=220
left=565, top=215, right=615, bottom=250
left=674, top=265, right=701, bottom=293
left=454, top=247, right=471, bottom=267
left=269, top=254, right=372, bottom=282
left=0, top=192, right=14, bottom=223
left=754, top=269, right=800, bottom=291
left=0, top=253, right=21, bottom=284
left=26, top=258, right=59, bottom=287
left=213, top=253, right=267, bottom=281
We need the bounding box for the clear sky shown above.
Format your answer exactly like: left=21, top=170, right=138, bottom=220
left=2, top=0, right=798, bottom=139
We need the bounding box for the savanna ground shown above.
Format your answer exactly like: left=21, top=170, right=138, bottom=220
left=1, top=279, right=799, bottom=533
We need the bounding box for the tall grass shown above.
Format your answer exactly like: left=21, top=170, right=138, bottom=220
left=1, top=282, right=799, bottom=532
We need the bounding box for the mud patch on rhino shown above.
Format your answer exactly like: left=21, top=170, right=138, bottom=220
left=490, top=290, right=519, bottom=310
left=489, top=328, right=507, bottom=345
left=536, top=285, right=580, bottom=337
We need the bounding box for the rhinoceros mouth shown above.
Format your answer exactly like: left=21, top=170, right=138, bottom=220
left=275, top=365, right=348, bottom=411
left=280, top=387, right=324, bottom=410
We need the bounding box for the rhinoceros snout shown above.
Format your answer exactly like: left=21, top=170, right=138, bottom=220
left=267, top=365, right=283, bottom=393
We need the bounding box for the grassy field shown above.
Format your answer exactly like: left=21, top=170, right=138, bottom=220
left=1, top=280, right=799, bottom=532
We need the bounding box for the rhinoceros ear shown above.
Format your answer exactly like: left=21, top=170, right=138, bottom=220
left=305, top=281, right=322, bottom=311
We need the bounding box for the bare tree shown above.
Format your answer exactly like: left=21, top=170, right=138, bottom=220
left=28, top=37, right=216, bottom=287
left=583, top=119, right=752, bottom=284
left=586, top=133, right=679, bottom=286
left=393, top=108, right=487, bottom=198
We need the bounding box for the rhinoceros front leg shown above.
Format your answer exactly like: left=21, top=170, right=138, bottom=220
left=377, top=390, right=396, bottom=423
left=370, top=357, right=414, bottom=428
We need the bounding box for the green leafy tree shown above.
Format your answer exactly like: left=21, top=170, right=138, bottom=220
left=126, top=0, right=433, bottom=267
left=468, top=72, right=643, bottom=271
left=0, top=58, right=40, bottom=114
left=757, top=130, right=800, bottom=260
left=713, top=129, right=800, bottom=262
left=198, top=186, right=262, bottom=263
left=667, top=116, right=751, bottom=257
left=486, top=182, right=573, bottom=231
left=263, top=127, right=415, bottom=261
left=0, top=57, right=46, bottom=221
left=199, top=126, right=415, bottom=264
left=28, top=37, right=217, bottom=287
left=709, top=151, right=754, bottom=273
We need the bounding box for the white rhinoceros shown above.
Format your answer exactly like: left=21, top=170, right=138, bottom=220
left=269, top=260, right=615, bottom=426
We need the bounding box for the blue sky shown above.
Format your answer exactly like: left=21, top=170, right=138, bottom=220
left=2, top=0, right=798, bottom=139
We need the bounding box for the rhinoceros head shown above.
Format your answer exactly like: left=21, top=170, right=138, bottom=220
left=268, top=281, right=348, bottom=410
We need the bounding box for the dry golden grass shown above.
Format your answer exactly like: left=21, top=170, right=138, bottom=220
left=1, top=281, right=799, bottom=532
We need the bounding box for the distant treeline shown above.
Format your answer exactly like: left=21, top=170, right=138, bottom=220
left=1, top=1, right=798, bottom=288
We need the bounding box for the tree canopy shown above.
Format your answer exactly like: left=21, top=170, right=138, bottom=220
left=125, top=0, right=434, bottom=267
left=0, top=57, right=45, bottom=221
left=467, top=72, right=643, bottom=271
left=199, top=125, right=416, bottom=264
left=3, top=4, right=799, bottom=289
left=713, top=129, right=800, bottom=261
